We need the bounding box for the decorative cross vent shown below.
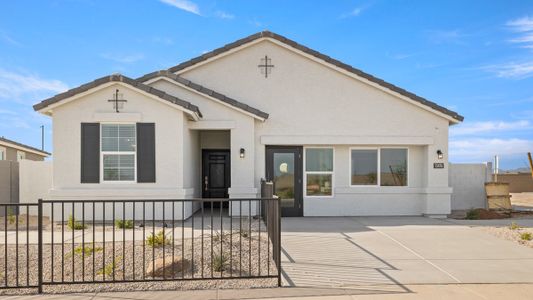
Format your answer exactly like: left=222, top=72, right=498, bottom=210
left=107, top=89, right=128, bottom=113
left=258, top=55, right=274, bottom=78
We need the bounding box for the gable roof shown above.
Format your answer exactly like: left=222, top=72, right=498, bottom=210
left=0, top=136, right=50, bottom=157
left=33, top=74, right=203, bottom=119
left=137, top=70, right=269, bottom=120
left=167, top=31, right=463, bottom=123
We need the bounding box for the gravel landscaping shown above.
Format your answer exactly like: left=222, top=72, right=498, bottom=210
left=0, top=227, right=278, bottom=295
left=484, top=223, right=533, bottom=248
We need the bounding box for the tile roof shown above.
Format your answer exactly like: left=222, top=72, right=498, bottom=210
left=33, top=74, right=203, bottom=118
left=0, top=136, right=50, bottom=156
left=137, top=70, right=269, bottom=120
left=167, top=31, right=463, bottom=122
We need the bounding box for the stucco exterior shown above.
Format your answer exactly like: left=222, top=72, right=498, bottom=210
left=36, top=32, right=460, bottom=218
left=179, top=39, right=453, bottom=217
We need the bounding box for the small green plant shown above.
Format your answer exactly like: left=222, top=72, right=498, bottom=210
left=97, top=256, right=121, bottom=277
left=509, top=222, right=521, bottom=230
left=67, top=215, right=87, bottom=230
left=238, top=230, right=250, bottom=238
left=465, top=208, right=479, bottom=220
left=146, top=230, right=171, bottom=247
left=115, top=219, right=134, bottom=229
left=213, top=254, right=228, bottom=272
left=521, top=232, right=532, bottom=241
left=6, top=207, right=16, bottom=225
left=74, top=246, right=102, bottom=257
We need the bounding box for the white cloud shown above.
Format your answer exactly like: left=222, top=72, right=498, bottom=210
left=451, top=120, right=532, bottom=136
left=482, top=61, right=533, bottom=79
left=0, top=31, right=21, bottom=46
left=0, top=69, right=68, bottom=102
left=215, top=11, right=234, bottom=20
left=340, top=7, right=363, bottom=19
left=507, top=16, right=533, bottom=32
left=152, top=36, right=174, bottom=45
left=426, top=29, right=467, bottom=45
left=160, top=0, right=200, bottom=15
left=507, top=16, right=533, bottom=49
left=450, top=138, right=533, bottom=160
left=100, top=53, right=144, bottom=63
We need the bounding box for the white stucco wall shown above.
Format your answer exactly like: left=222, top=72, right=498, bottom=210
left=178, top=38, right=453, bottom=217
left=19, top=160, right=52, bottom=204
left=50, top=83, right=188, bottom=200
left=449, top=163, right=491, bottom=210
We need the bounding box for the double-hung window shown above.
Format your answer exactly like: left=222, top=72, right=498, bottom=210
left=350, top=148, right=408, bottom=186
left=101, top=124, right=136, bottom=182
left=305, top=148, right=334, bottom=196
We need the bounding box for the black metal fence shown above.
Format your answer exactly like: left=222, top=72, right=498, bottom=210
left=0, top=198, right=281, bottom=293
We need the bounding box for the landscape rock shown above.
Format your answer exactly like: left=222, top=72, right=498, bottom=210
left=146, top=256, right=190, bottom=278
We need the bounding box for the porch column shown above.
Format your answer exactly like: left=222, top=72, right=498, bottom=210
left=423, top=134, right=452, bottom=218
left=229, top=118, right=258, bottom=216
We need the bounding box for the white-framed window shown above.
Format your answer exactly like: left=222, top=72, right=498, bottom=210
left=100, top=124, right=136, bottom=182
left=304, top=147, right=334, bottom=197
left=0, top=147, right=5, bottom=160
left=350, top=147, right=408, bottom=187
left=16, top=151, right=25, bottom=161
left=350, top=148, right=379, bottom=186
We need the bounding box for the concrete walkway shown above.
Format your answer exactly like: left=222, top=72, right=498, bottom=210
left=7, top=284, right=533, bottom=299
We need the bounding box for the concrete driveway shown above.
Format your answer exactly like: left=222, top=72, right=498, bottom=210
left=280, top=216, right=533, bottom=295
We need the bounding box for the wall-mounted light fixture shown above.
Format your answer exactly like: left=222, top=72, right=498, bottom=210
left=240, top=148, right=245, bottom=158
left=437, top=150, right=444, bottom=160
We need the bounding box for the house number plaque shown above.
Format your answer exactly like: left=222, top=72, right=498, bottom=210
left=433, top=163, right=445, bottom=169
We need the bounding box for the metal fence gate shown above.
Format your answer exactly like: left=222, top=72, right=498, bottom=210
left=0, top=198, right=281, bottom=294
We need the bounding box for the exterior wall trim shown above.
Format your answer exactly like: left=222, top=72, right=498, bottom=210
left=260, top=135, right=434, bottom=145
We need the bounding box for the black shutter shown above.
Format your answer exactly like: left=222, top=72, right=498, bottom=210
left=137, top=123, right=156, bottom=183
left=81, top=123, right=100, bottom=183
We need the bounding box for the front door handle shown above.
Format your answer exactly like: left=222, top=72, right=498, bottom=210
left=204, top=176, right=208, bottom=191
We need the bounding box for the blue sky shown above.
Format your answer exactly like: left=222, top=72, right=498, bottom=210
left=1, top=0, right=532, bottom=170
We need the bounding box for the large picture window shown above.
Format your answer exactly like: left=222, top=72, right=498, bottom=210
left=305, top=148, right=334, bottom=196
left=350, top=148, right=408, bottom=187
left=351, top=149, right=378, bottom=185
left=101, top=124, right=136, bottom=182
left=380, top=149, right=408, bottom=186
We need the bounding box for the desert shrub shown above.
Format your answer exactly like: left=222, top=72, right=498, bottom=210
left=213, top=254, right=228, bottom=272
left=146, top=230, right=171, bottom=247
left=67, top=215, right=86, bottom=230
left=509, top=222, right=521, bottom=230
left=74, top=246, right=102, bottom=257
left=465, top=208, right=479, bottom=220
left=98, top=256, right=121, bottom=276
left=521, top=232, right=532, bottom=241
left=238, top=230, right=250, bottom=238
left=115, top=219, right=134, bottom=229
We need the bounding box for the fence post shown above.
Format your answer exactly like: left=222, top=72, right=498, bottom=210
left=37, top=198, right=43, bottom=293
left=277, top=197, right=282, bottom=287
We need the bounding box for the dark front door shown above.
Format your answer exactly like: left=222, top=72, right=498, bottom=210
left=266, top=146, right=303, bottom=217
left=202, top=150, right=230, bottom=199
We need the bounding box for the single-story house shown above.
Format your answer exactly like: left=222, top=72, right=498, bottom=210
left=34, top=31, right=463, bottom=218
left=0, top=137, right=50, bottom=161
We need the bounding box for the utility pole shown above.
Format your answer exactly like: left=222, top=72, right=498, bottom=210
left=527, top=152, right=533, bottom=178
left=40, top=125, right=44, bottom=151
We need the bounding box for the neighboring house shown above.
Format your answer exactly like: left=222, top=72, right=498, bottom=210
left=0, top=137, right=50, bottom=161
left=33, top=31, right=463, bottom=218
